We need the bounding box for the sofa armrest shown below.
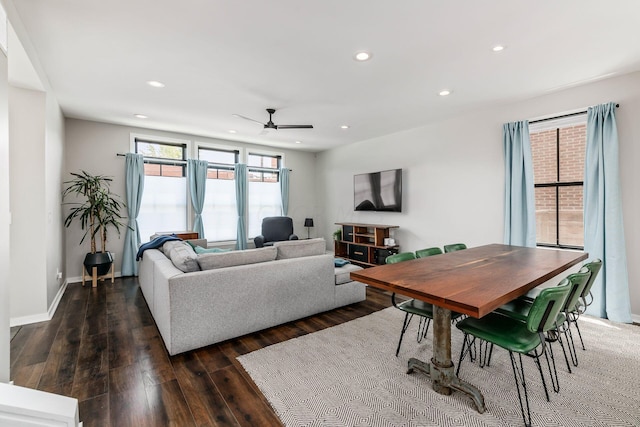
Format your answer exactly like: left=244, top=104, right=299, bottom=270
left=289, top=234, right=299, bottom=240
left=254, top=235, right=266, bottom=248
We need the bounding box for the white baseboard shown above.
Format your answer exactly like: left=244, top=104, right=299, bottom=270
left=631, top=313, right=640, bottom=324
left=10, top=280, right=68, bottom=327
left=66, top=271, right=122, bottom=285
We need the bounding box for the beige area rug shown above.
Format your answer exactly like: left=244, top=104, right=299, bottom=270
left=238, top=307, right=640, bottom=426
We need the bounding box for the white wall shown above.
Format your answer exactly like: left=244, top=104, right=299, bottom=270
left=44, top=94, right=65, bottom=308
left=64, top=119, right=319, bottom=279
left=8, top=86, right=47, bottom=319
left=317, top=71, right=640, bottom=320
left=0, top=47, right=11, bottom=383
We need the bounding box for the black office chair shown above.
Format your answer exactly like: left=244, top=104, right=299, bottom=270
left=254, top=216, right=298, bottom=248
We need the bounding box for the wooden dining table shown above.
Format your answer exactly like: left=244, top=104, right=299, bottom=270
left=350, top=243, right=588, bottom=412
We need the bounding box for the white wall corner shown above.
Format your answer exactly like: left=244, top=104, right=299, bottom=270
left=9, top=279, right=67, bottom=327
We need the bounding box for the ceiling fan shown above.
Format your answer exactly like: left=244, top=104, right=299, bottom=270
left=233, top=108, right=313, bottom=131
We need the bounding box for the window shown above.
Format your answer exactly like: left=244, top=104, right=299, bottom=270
left=199, top=147, right=238, bottom=242
left=530, top=118, right=586, bottom=249
left=136, top=138, right=188, bottom=243
left=248, top=153, right=282, bottom=237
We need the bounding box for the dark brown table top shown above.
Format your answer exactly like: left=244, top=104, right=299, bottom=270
left=350, top=243, right=588, bottom=318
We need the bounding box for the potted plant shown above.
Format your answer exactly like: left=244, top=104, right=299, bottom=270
left=63, top=171, right=127, bottom=278
left=333, top=228, right=342, bottom=241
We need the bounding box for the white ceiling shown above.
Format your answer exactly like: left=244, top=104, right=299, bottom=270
left=8, top=0, right=640, bottom=152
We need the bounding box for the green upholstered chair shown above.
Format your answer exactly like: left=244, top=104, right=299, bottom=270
left=415, top=247, right=443, bottom=258
left=387, top=251, right=462, bottom=357
left=385, top=252, right=416, bottom=264
left=566, top=259, right=602, bottom=353
left=444, top=243, right=467, bottom=253
left=497, top=269, right=591, bottom=373
left=456, top=281, right=572, bottom=427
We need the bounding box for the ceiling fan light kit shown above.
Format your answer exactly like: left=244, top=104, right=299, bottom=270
left=234, top=108, right=313, bottom=131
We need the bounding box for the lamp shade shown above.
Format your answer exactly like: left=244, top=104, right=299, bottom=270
left=304, top=218, right=314, bottom=227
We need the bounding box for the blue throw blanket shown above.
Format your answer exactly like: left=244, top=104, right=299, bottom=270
left=136, top=235, right=181, bottom=261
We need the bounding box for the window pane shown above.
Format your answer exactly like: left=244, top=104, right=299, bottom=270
left=138, top=176, right=187, bottom=243
left=531, top=129, right=557, bottom=184
left=248, top=181, right=282, bottom=238
left=202, top=179, right=236, bottom=241
left=137, top=141, right=184, bottom=160
left=559, top=124, right=586, bottom=182
left=535, top=187, right=557, bottom=245
left=199, top=148, right=237, bottom=164
left=559, top=186, right=583, bottom=247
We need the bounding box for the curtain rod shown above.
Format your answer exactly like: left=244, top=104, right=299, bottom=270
left=529, top=103, right=619, bottom=124
left=116, top=153, right=292, bottom=172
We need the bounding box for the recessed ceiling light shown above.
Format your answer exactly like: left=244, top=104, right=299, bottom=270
left=439, top=90, right=451, bottom=96
left=295, top=140, right=302, bottom=144
left=146, top=80, right=165, bottom=88
left=354, top=51, right=372, bottom=61
left=340, top=125, right=350, bottom=129
left=228, top=130, right=237, bottom=134
left=492, top=45, right=505, bottom=52
left=134, top=114, right=148, bottom=119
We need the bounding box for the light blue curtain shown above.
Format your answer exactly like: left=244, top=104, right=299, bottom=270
left=279, top=167, right=290, bottom=216
left=235, top=163, right=247, bottom=250
left=188, top=159, right=209, bottom=239
left=121, top=153, right=145, bottom=276
left=584, top=102, right=631, bottom=322
left=503, top=120, right=536, bottom=247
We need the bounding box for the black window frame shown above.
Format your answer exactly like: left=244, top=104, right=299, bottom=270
left=198, top=147, right=239, bottom=180
left=247, top=153, right=282, bottom=182
left=532, top=127, right=584, bottom=251
left=135, top=138, right=187, bottom=177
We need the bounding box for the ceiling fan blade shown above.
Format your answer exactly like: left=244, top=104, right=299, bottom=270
left=276, top=125, right=314, bottom=129
left=232, top=113, right=265, bottom=125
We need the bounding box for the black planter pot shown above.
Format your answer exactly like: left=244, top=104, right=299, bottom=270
left=84, top=252, right=113, bottom=276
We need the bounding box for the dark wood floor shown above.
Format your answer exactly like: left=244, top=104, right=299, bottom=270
left=10, top=277, right=394, bottom=426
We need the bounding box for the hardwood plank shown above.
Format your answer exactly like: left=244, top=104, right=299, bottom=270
left=171, top=353, right=239, bottom=427
left=210, top=365, right=282, bottom=427
left=145, top=379, right=195, bottom=427
left=38, top=326, right=82, bottom=388
left=79, top=393, right=110, bottom=427
left=10, top=277, right=392, bottom=427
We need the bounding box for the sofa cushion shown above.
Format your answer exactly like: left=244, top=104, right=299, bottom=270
left=274, top=238, right=325, bottom=260
left=194, top=246, right=232, bottom=254
left=335, top=263, right=364, bottom=285
left=197, top=246, right=277, bottom=270
left=161, top=240, right=183, bottom=258
left=168, top=242, right=200, bottom=273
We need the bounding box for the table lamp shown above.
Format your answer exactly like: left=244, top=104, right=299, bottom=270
left=304, top=218, right=314, bottom=239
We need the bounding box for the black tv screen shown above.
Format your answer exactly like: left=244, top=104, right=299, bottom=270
left=354, top=169, right=402, bottom=212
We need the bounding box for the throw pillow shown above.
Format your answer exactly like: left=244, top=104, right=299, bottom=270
left=334, top=258, right=350, bottom=267
left=274, top=238, right=325, bottom=260
left=168, top=242, right=200, bottom=273
left=161, top=240, right=183, bottom=258
left=197, top=246, right=277, bottom=270
left=194, top=246, right=231, bottom=254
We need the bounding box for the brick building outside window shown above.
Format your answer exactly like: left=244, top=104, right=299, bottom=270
left=531, top=121, right=586, bottom=249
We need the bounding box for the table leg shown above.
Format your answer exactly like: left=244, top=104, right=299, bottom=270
left=407, top=305, right=486, bottom=413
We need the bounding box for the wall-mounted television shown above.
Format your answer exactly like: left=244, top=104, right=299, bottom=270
left=354, top=169, right=402, bottom=212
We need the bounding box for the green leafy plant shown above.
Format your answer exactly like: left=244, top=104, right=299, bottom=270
left=333, top=228, right=342, bottom=241
left=63, top=171, right=127, bottom=254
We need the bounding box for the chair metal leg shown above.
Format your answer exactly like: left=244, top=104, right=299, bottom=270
left=509, top=352, right=532, bottom=427
left=554, top=328, right=573, bottom=374
left=395, top=313, right=413, bottom=357
left=564, top=325, right=579, bottom=367
left=574, top=320, right=586, bottom=350
left=416, top=317, right=431, bottom=343
left=456, top=334, right=474, bottom=376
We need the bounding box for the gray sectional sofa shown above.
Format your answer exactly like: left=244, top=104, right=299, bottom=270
left=138, top=238, right=366, bottom=355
